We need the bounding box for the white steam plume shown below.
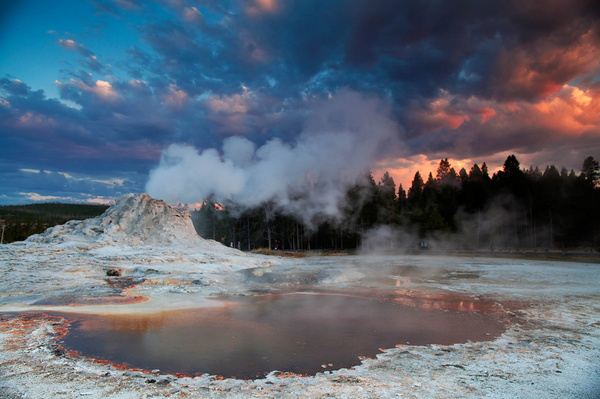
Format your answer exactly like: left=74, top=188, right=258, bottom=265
left=145, top=89, right=401, bottom=227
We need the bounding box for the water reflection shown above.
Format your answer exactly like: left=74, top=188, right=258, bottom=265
left=59, top=292, right=506, bottom=379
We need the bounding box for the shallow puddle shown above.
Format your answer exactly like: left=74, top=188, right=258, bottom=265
left=57, top=292, right=506, bottom=379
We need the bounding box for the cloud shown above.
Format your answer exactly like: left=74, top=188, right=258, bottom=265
left=16, top=111, right=58, bottom=129
left=489, top=29, right=600, bottom=101
left=90, top=0, right=143, bottom=16
left=246, top=0, right=279, bottom=16
left=0, top=165, right=139, bottom=205
left=399, top=83, right=600, bottom=176
left=128, top=0, right=600, bottom=132
left=20, top=168, right=41, bottom=174
left=0, top=75, right=168, bottom=180
left=18, top=192, right=76, bottom=202
left=2, top=0, right=600, bottom=205
left=198, top=87, right=287, bottom=137
left=59, top=39, right=93, bottom=57
left=181, top=6, right=204, bottom=24
left=0, top=78, right=29, bottom=96
left=58, top=38, right=106, bottom=72
left=83, top=55, right=104, bottom=72
left=56, top=171, right=126, bottom=187
left=407, top=90, right=472, bottom=135
left=18, top=192, right=114, bottom=205
left=56, top=79, right=119, bottom=102
left=205, top=90, right=250, bottom=114
left=162, top=84, right=189, bottom=110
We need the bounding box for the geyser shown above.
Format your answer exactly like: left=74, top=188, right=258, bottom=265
left=57, top=291, right=506, bottom=379
left=145, top=89, right=401, bottom=228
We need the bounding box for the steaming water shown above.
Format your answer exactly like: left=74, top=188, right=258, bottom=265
left=59, top=293, right=505, bottom=379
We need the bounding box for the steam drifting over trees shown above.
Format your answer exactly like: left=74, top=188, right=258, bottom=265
left=192, top=155, right=600, bottom=252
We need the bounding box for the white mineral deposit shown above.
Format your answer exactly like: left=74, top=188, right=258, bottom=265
left=1, top=194, right=598, bottom=398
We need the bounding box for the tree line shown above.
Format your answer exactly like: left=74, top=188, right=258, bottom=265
left=0, top=203, right=109, bottom=243
left=192, top=155, right=600, bottom=252
left=2, top=155, right=597, bottom=250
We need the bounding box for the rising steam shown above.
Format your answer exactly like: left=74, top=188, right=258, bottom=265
left=146, top=90, right=401, bottom=227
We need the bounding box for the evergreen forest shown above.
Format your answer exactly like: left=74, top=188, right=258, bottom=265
left=192, top=155, right=600, bottom=253
left=0, top=203, right=109, bottom=243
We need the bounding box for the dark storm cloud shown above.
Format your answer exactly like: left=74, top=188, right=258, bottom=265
left=0, top=76, right=165, bottom=174
left=0, top=76, right=156, bottom=202
left=125, top=0, right=599, bottom=119
left=16, top=0, right=600, bottom=142
left=1, top=0, right=599, bottom=203
left=401, top=83, right=600, bottom=171
left=337, top=0, right=600, bottom=101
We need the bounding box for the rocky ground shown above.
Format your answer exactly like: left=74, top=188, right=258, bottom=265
left=1, top=194, right=599, bottom=398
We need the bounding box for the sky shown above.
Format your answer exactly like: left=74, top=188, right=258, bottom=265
left=1, top=0, right=599, bottom=206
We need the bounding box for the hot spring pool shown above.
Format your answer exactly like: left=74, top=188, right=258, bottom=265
left=56, top=292, right=506, bottom=379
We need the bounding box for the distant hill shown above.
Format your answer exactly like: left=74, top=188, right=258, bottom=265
left=0, top=202, right=109, bottom=243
